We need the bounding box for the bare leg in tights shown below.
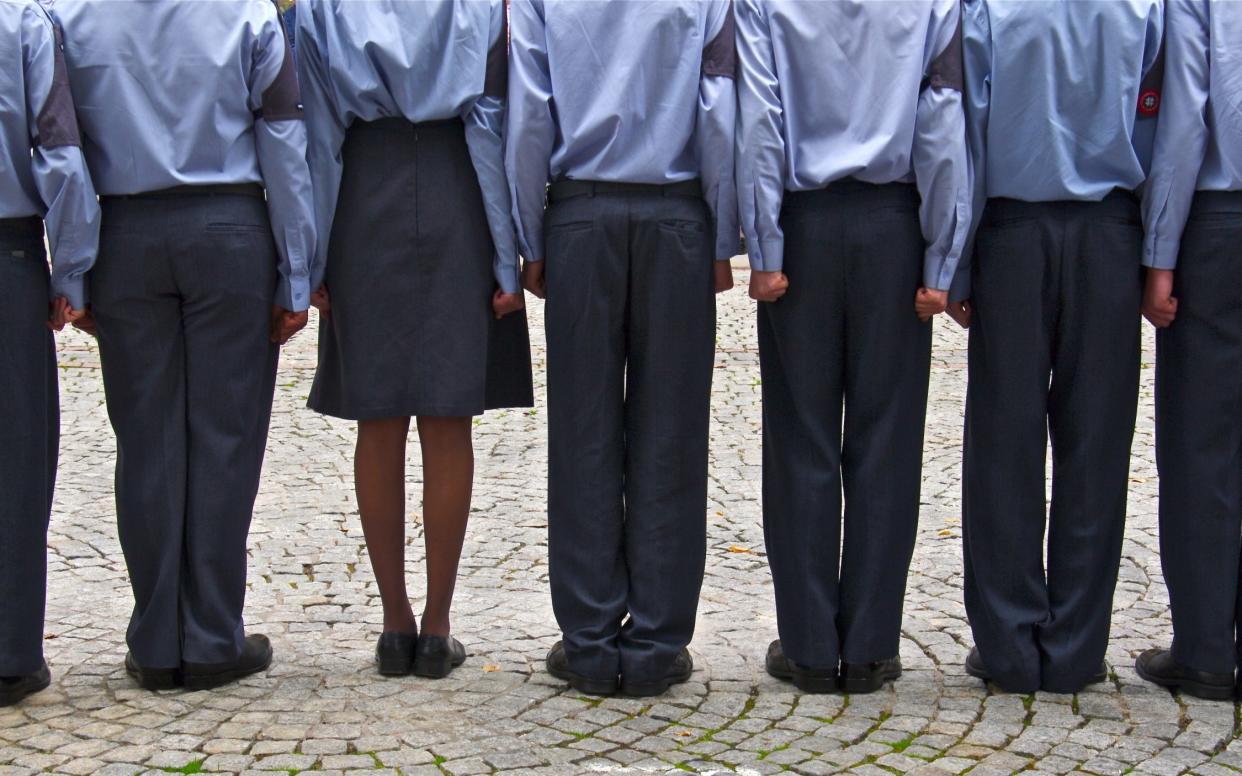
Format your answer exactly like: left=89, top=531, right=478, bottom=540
left=354, top=416, right=473, bottom=637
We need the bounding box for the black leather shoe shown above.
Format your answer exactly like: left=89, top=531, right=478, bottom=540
left=125, top=652, right=182, bottom=691
left=765, top=640, right=837, bottom=694
left=621, top=648, right=694, bottom=697
left=376, top=631, right=417, bottom=676
left=412, top=634, right=467, bottom=679
left=546, top=641, right=618, bottom=696
left=183, top=634, right=273, bottom=690
left=964, top=647, right=990, bottom=681
left=841, top=657, right=902, bottom=694
left=968, top=647, right=1108, bottom=690
left=0, top=662, right=51, bottom=706
left=1136, top=648, right=1235, bottom=701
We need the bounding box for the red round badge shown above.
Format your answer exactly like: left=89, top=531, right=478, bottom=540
left=1139, top=90, right=1161, bottom=117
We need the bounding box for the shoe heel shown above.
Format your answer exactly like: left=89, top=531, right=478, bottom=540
left=378, top=653, right=412, bottom=677
left=794, top=673, right=839, bottom=694
left=839, top=676, right=874, bottom=694
left=1185, top=681, right=1236, bottom=701
left=412, top=651, right=451, bottom=679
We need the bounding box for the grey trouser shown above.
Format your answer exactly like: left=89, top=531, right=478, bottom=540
left=93, top=189, right=278, bottom=668
left=963, top=192, right=1142, bottom=693
left=0, top=217, right=56, bottom=677
left=544, top=182, right=716, bottom=683
left=759, top=181, right=931, bottom=671
left=1154, top=191, right=1242, bottom=676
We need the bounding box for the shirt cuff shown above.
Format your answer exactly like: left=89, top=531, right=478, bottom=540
left=496, top=258, right=521, bottom=295
left=1142, top=237, right=1180, bottom=270
left=276, top=277, right=311, bottom=313
left=923, top=252, right=956, bottom=292
left=51, top=275, right=88, bottom=311
left=750, top=237, right=785, bottom=273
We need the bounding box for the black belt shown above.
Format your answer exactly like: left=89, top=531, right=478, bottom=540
left=1191, top=190, right=1242, bottom=216
left=547, top=179, right=703, bottom=203
left=351, top=117, right=463, bottom=133
left=785, top=178, right=918, bottom=206
left=102, top=183, right=264, bottom=201
left=0, top=216, right=42, bottom=241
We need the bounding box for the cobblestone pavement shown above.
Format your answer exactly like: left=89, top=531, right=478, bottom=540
left=1, top=267, right=1237, bottom=776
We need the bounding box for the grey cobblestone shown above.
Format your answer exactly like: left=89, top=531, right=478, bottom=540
left=0, top=270, right=1236, bottom=773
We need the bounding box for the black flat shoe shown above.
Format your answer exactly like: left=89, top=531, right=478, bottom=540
left=376, top=631, right=417, bottom=676
left=546, top=641, right=618, bottom=696
left=620, top=648, right=694, bottom=698
left=125, top=652, right=182, bottom=691
left=183, top=634, right=272, bottom=690
left=412, top=634, right=466, bottom=679
left=0, top=662, right=51, bottom=706
left=1136, top=648, right=1235, bottom=701
left=765, top=640, right=837, bottom=694
left=841, top=657, right=902, bottom=694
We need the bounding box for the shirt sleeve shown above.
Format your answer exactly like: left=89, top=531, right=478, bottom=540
left=953, top=0, right=993, bottom=302
left=913, top=0, right=970, bottom=292
left=250, top=2, right=315, bottom=312
left=295, top=0, right=343, bottom=294
left=699, top=0, right=740, bottom=262
left=735, top=0, right=786, bottom=273
left=23, top=6, right=99, bottom=310
left=463, top=0, right=520, bottom=293
left=1142, top=0, right=1204, bottom=270
left=505, top=0, right=554, bottom=264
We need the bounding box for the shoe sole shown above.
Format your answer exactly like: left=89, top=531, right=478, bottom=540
left=840, top=669, right=901, bottom=694
left=126, top=666, right=182, bottom=691
left=412, top=653, right=465, bottom=679
left=184, top=653, right=273, bottom=691
left=547, top=664, right=618, bottom=696
left=0, top=673, right=51, bottom=706
left=620, top=675, right=691, bottom=697
left=1136, top=661, right=1234, bottom=701
left=766, top=665, right=837, bottom=694
left=377, top=656, right=413, bottom=677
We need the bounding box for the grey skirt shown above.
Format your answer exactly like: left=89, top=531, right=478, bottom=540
left=308, top=118, right=534, bottom=420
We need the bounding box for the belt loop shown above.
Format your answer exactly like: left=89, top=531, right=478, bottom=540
left=587, top=182, right=596, bottom=199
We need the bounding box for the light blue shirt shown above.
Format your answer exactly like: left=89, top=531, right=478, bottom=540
left=0, top=0, right=98, bottom=309
left=960, top=0, right=1164, bottom=298
left=736, top=0, right=970, bottom=290
left=507, top=0, right=739, bottom=263
left=1143, top=0, right=1242, bottom=270
left=296, top=0, right=519, bottom=294
left=50, top=0, right=315, bottom=312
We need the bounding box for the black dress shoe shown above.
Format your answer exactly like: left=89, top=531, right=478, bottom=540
left=376, top=631, right=417, bottom=676
left=841, top=657, right=902, bottom=694
left=964, top=647, right=990, bottom=681
left=765, top=640, right=837, bottom=694
left=183, top=634, right=273, bottom=690
left=967, top=647, right=1109, bottom=690
left=546, top=641, right=618, bottom=696
left=621, top=647, right=694, bottom=697
left=125, top=652, right=182, bottom=691
left=0, top=662, right=51, bottom=706
left=412, top=634, right=467, bottom=679
left=1136, top=648, right=1235, bottom=701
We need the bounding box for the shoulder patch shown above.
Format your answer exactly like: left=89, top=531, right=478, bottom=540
left=1137, top=17, right=1166, bottom=118
left=484, top=8, right=508, bottom=98
left=925, top=15, right=963, bottom=93
left=257, top=0, right=304, bottom=122
left=35, top=23, right=81, bottom=149
left=702, top=2, right=736, bottom=79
